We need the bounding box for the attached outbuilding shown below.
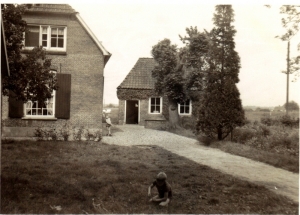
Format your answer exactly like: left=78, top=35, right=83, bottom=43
left=117, top=58, right=194, bottom=129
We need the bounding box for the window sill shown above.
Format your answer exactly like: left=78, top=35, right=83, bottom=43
left=22, top=49, right=67, bottom=55
left=22, top=117, right=57, bottom=121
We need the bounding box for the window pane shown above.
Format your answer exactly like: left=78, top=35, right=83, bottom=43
left=180, top=106, right=184, bottom=113
left=42, top=34, right=47, bottom=40
left=151, top=106, right=155, bottom=113
left=42, top=27, right=47, bottom=34
left=51, top=28, right=57, bottom=35
left=58, top=38, right=64, bottom=47
left=58, top=28, right=64, bottom=35
left=51, top=38, right=57, bottom=47
left=156, top=98, right=160, bottom=105
left=25, top=26, right=39, bottom=47
left=25, top=95, right=55, bottom=117
left=151, top=98, right=155, bottom=105
left=185, top=106, right=190, bottom=114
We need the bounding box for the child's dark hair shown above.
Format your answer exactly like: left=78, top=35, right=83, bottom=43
left=157, top=172, right=167, bottom=180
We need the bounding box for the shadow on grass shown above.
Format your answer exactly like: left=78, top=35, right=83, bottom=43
left=1, top=140, right=298, bottom=214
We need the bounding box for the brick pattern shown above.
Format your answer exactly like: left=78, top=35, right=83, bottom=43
left=2, top=8, right=106, bottom=137
left=118, top=98, right=166, bottom=126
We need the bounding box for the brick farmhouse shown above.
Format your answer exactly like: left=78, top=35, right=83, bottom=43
left=117, top=58, right=193, bottom=129
left=1, top=4, right=111, bottom=139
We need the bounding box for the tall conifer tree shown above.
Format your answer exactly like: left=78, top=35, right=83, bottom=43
left=196, top=5, right=245, bottom=140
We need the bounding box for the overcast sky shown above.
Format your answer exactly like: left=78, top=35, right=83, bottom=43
left=54, top=1, right=300, bottom=107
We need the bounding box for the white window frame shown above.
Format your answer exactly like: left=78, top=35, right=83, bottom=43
left=23, top=71, right=57, bottom=119
left=149, top=97, right=162, bottom=114
left=24, top=25, right=67, bottom=52
left=178, top=100, right=192, bottom=115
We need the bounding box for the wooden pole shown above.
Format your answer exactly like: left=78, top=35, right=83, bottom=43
left=286, top=41, right=290, bottom=115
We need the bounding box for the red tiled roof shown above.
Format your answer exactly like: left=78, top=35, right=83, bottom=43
left=26, top=4, right=76, bottom=14
left=118, top=58, right=157, bottom=89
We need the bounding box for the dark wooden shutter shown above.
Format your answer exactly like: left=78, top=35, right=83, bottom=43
left=55, top=73, right=71, bottom=119
left=8, top=91, right=24, bottom=118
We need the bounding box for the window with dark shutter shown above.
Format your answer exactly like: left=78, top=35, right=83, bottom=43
left=8, top=91, right=24, bottom=118
left=55, top=73, right=71, bottom=119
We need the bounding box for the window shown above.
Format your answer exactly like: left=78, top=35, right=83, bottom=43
left=9, top=73, right=71, bottom=119
left=149, top=97, right=162, bottom=114
left=25, top=94, right=55, bottom=117
left=178, top=100, right=192, bottom=115
left=25, top=25, right=67, bottom=51
left=24, top=71, right=56, bottom=118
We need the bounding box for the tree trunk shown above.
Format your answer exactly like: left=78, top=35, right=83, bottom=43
left=217, top=127, right=222, bottom=140
left=168, top=100, right=180, bottom=129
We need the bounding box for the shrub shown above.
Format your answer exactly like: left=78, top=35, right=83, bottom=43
left=60, top=123, right=70, bottom=141
left=73, top=126, right=84, bottom=141
left=181, top=116, right=196, bottom=130
left=48, top=128, right=58, bottom=141
left=279, top=115, right=299, bottom=128
left=197, top=135, right=214, bottom=146
left=84, top=129, right=98, bottom=141
left=34, top=127, right=44, bottom=141
left=261, top=116, right=272, bottom=126
left=95, top=130, right=102, bottom=142
left=232, top=128, right=257, bottom=144
left=259, top=125, right=271, bottom=137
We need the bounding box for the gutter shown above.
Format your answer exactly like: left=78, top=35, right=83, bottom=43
left=1, top=18, right=10, bottom=76
left=75, top=13, right=111, bottom=66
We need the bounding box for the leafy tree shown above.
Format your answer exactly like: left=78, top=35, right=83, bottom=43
left=151, top=39, right=186, bottom=128
left=284, top=100, right=299, bottom=111
left=196, top=5, right=245, bottom=140
left=2, top=4, right=57, bottom=104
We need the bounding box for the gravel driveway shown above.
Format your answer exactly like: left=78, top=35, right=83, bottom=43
left=102, top=125, right=299, bottom=203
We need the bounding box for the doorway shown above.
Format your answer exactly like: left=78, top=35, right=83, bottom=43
left=126, top=100, right=139, bottom=124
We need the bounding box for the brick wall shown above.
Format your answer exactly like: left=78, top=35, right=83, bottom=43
left=2, top=12, right=106, bottom=138
left=118, top=100, right=125, bottom=125
left=118, top=98, right=166, bottom=126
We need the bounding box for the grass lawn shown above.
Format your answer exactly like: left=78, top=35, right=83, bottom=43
left=207, top=141, right=299, bottom=173
left=1, top=140, right=298, bottom=214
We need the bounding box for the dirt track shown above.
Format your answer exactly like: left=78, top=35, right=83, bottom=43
left=102, top=125, right=299, bottom=203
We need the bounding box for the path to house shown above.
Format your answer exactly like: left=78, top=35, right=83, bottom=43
left=102, top=125, right=299, bottom=203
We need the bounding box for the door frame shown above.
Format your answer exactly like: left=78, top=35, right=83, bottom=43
left=124, top=99, right=140, bottom=124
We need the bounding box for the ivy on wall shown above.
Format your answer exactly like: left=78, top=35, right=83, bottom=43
left=117, top=89, right=157, bottom=100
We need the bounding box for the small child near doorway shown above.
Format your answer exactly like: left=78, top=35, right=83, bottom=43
left=105, top=113, right=113, bottom=136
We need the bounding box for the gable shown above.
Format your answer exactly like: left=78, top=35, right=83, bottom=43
left=118, top=58, right=156, bottom=89
left=24, top=4, right=111, bottom=65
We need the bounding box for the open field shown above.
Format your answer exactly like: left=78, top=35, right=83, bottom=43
left=245, top=110, right=299, bottom=122
left=1, top=140, right=298, bottom=214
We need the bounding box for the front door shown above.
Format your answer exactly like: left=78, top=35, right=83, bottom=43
left=126, top=100, right=139, bottom=124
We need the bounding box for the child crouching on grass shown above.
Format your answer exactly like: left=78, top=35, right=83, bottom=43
left=148, top=172, right=172, bottom=207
